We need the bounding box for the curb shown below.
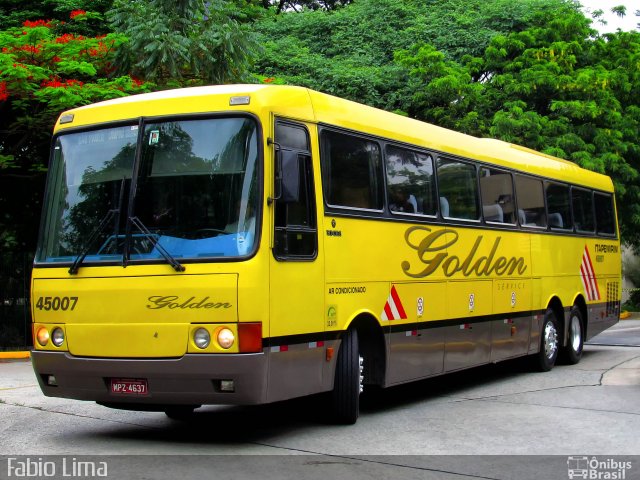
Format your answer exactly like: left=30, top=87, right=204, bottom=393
left=0, top=351, right=31, bottom=359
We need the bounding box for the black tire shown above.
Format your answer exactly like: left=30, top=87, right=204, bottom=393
left=331, top=328, right=362, bottom=424
left=164, top=406, right=197, bottom=421
left=533, top=308, right=560, bottom=372
left=561, top=306, right=584, bottom=365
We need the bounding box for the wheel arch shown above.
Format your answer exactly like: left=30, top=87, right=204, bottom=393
left=344, top=312, right=387, bottom=387
left=546, top=295, right=566, bottom=346
left=571, top=293, right=588, bottom=339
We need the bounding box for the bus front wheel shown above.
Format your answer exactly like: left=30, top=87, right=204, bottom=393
left=534, top=309, right=559, bottom=372
left=330, top=328, right=363, bottom=424
left=561, top=306, right=584, bottom=365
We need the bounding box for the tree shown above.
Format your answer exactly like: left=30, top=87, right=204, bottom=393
left=257, top=0, right=352, bottom=14
left=0, top=14, right=150, bottom=250
left=0, top=16, right=149, bottom=171
left=0, top=0, right=114, bottom=36
left=107, top=0, right=260, bottom=87
left=396, top=3, right=640, bottom=249
left=253, top=0, right=569, bottom=111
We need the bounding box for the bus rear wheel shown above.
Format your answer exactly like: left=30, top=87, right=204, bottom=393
left=533, top=309, right=559, bottom=372
left=330, top=328, right=363, bottom=424
left=561, top=306, right=584, bottom=365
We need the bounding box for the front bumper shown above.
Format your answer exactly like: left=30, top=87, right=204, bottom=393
left=31, top=350, right=268, bottom=407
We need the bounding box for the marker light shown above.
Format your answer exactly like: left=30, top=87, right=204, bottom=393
left=51, top=328, right=65, bottom=347
left=194, top=328, right=211, bottom=349
left=229, top=96, right=250, bottom=106
left=59, top=114, right=74, bottom=124
left=217, top=328, right=235, bottom=349
left=36, top=327, right=50, bottom=346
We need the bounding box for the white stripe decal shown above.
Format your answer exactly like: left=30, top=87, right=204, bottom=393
left=580, top=246, right=600, bottom=301
left=381, top=285, right=408, bottom=321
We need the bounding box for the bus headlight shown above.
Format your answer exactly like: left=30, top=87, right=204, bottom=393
left=51, top=328, right=64, bottom=347
left=36, top=327, right=50, bottom=346
left=193, top=328, right=210, bottom=349
left=217, top=328, right=235, bottom=349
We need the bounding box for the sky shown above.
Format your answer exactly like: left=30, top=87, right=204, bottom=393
left=579, top=0, right=639, bottom=33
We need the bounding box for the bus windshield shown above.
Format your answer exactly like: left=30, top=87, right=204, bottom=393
left=37, top=116, right=260, bottom=265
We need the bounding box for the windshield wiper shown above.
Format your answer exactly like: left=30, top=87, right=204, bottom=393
left=126, top=216, right=185, bottom=272
left=68, top=209, right=117, bottom=275
left=69, top=177, right=127, bottom=275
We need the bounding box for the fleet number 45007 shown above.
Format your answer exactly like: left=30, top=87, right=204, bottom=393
left=35, top=296, right=78, bottom=311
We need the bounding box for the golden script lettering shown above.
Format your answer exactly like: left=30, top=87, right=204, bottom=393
left=401, top=226, right=528, bottom=278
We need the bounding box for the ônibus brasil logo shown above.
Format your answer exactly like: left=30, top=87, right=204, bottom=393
left=567, top=456, right=632, bottom=480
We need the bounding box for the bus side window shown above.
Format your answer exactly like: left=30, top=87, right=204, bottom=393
left=514, top=174, right=547, bottom=228
left=572, top=187, right=595, bottom=233
left=321, top=130, right=384, bottom=211
left=545, top=182, right=572, bottom=231
left=479, top=167, right=515, bottom=224
left=436, top=157, right=480, bottom=220
left=273, top=122, right=317, bottom=259
left=595, top=192, right=616, bottom=236
left=385, top=144, right=436, bottom=216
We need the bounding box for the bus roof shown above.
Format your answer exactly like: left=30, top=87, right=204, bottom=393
left=54, top=84, right=614, bottom=192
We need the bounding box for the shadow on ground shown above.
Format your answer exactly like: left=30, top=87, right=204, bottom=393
left=66, top=353, right=595, bottom=447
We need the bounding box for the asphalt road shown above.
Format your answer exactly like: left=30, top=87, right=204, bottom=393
left=1, top=321, right=639, bottom=480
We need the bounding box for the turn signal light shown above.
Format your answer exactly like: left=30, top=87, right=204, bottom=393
left=217, top=328, right=235, bottom=349
left=36, top=327, right=50, bottom=347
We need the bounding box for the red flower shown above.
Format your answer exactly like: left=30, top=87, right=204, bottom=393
left=0, top=82, right=8, bottom=102
left=131, top=77, right=144, bottom=88
left=41, top=78, right=84, bottom=88
left=42, top=79, right=64, bottom=88
left=20, top=45, right=41, bottom=54
left=70, top=10, right=87, bottom=19
left=52, top=56, right=62, bottom=63
left=263, top=77, right=275, bottom=84
left=23, top=19, right=52, bottom=28
left=55, top=34, right=75, bottom=44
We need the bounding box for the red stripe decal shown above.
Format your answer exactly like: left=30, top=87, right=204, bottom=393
left=390, top=285, right=407, bottom=319
left=584, top=247, right=600, bottom=299
left=580, top=263, right=594, bottom=300
left=384, top=302, right=394, bottom=321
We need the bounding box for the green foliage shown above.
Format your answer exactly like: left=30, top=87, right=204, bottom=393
left=393, top=4, right=640, bottom=249
left=254, top=0, right=565, bottom=111
left=0, top=0, right=113, bottom=36
left=0, top=19, right=150, bottom=172
left=107, top=0, right=260, bottom=86
left=623, top=252, right=640, bottom=309
left=0, top=13, right=151, bottom=254
left=258, top=0, right=352, bottom=13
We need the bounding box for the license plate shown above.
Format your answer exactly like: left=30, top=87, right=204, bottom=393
left=110, top=378, right=148, bottom=396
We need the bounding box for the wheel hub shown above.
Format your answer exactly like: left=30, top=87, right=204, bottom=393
left=570, top=315, right=582, bottom=351
left=544, top=322, right=558, bottom=359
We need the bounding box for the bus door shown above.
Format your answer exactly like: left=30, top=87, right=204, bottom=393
left=267, top=120, right=325, bottom=401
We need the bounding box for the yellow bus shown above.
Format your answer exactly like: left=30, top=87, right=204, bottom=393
left=31, top=85, right=621, bottom=424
